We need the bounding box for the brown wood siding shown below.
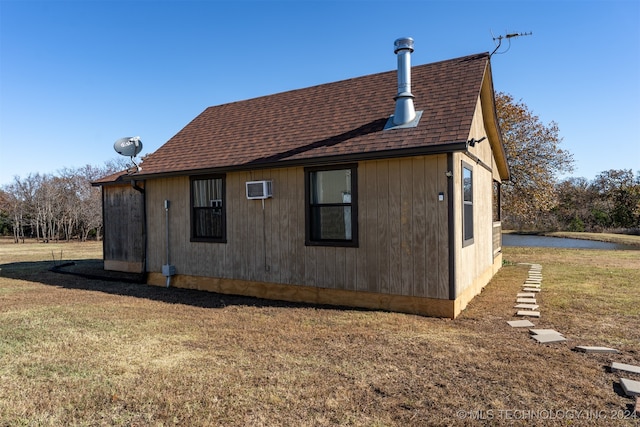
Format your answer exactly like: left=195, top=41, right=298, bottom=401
left=102, top=184, right=145, bottom=272
left=145, top=156, right=449, bottom=300
left=454, top=96, right=503, bottom=299
left=387, top=160, right=402, bottom=294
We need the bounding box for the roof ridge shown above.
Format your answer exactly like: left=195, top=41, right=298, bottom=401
left=204, top=52, right=490, bottom=110
left=96, top=51, right=496, bottom=181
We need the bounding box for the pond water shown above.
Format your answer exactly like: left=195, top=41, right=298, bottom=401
left=502, top=234, right=638, bottom=250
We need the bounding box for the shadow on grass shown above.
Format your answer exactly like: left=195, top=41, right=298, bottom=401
left=0, top=259, right=356, bottom=312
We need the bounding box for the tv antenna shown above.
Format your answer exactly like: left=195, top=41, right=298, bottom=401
left=113, top=136, right=143, bottom=173
left=490, top=31, right=532, bottom=57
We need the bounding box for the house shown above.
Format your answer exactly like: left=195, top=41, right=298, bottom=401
left=93, top=38, right=509, bottom=318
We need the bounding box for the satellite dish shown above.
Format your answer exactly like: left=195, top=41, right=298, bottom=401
left=114, top=136, right=143, bottom=157
left=114, top=136, right=143, bottom=172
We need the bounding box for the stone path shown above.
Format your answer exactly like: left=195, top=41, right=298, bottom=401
left=575, top=346, right=620, bottom=354
left=514, top=303, right=539, bottom=310
left=516, top=310, right=540, bottom=318
left=620, top=378, right=640, bottom=397
left=507, top=319, right=535, bottom=327
left=511, top=264, right=542, bottom=322
left=506, top=262, right=640, bottom=416
left=530, top=329, right=566, bottom=344
left=612, top=362, right=640, bottom=375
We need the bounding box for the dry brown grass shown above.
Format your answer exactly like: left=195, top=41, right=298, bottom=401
left=1, top=239, right=639, bottom=426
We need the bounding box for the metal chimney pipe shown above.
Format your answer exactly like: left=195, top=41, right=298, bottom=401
left=393, top=37, right=416, bottom=126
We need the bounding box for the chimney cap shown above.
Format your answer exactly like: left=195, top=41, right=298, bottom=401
left=394, top=37, right=414, bottom=54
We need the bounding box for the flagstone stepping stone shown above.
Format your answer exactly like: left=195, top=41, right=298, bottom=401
left=516, top=298, right=537, bottom=304
left=517, top=310, right=540, bottom=318
left=525, top=278, right=542, bottom=283
left=529, top=329, right=562, bottom=335
left=611, top=362, right=640, bottom=375
left=514, top=303, right=539, bottom=310
left=507, top=319, right=535, bottom=327
left=522, top=287, right=541, bottom=292
left=573, top=346, right=620, bottom=354
left=523, top=283, right=541, bottom=287
left=532, top=333, right=567, bottom=344
left=620, top=378, right=640, bottom=397
left=517, top=292, right=536, bottom=298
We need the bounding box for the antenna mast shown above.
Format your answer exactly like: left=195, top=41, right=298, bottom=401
left=490, top=31, right=532, bottom=57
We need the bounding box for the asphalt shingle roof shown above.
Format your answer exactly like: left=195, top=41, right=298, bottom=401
left=118, top=52, right=493, bottom=179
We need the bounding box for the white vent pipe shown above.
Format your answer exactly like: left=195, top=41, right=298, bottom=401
left=392, top=37, right=416, bottom=126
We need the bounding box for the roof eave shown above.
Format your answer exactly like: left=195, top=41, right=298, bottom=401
left=480, top=61, right=510, bottom=181
left=122, top=141, right=469, bottom=181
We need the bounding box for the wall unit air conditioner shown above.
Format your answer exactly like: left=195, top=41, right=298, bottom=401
left=246, top=180, right=273, bottom=200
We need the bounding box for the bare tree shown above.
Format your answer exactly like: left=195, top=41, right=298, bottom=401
left=4, top=176, right=36, bottom=242
left=0, top=157, right=133, bottom=242
left=75, top=165, right=106, bottom=241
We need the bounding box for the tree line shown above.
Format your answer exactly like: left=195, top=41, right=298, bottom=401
left=551, top=169, right=640, bottom=232
left=497, top=92, right=640, bottom=232
left=0, top=159, right=128, bottom=242
left=503, top=168, right=640, bottom=231
left=0, top=93, right=638, bottom=242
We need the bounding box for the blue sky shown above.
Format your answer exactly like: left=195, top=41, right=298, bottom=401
left=1, top=0, right=638, bottom=187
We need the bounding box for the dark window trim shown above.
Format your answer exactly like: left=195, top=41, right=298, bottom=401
left=493, top=180, right=501, bottom=222
left=447, top=153, right=456, bottom=300
left=190, top=174, right=227, bottom=243
left=462, top=161, right=474, bottom=247
left=305, top=164, right=358, bottom=248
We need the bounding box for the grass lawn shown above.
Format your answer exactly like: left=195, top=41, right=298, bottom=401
left=0, top=239, right=639, bottom=426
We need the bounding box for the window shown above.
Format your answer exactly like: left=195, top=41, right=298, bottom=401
left=493, top=180, right=501, bottom=222
left=462, top=164, right=474, bottom=245
left=305, top=165, right=358, bottom=247
left=191, top=175, right=226, bottom=242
